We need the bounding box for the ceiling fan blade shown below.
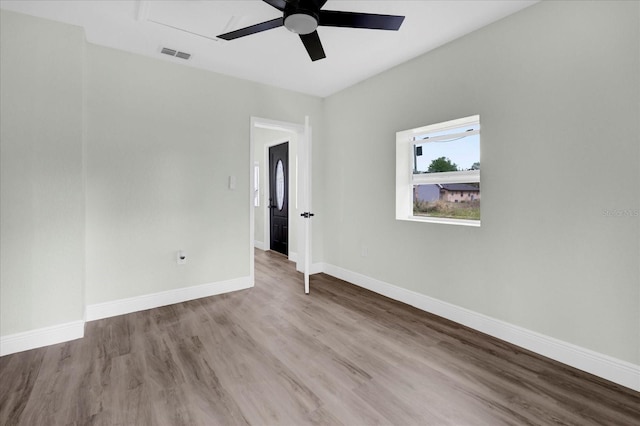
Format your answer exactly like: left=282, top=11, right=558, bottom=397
left=217, top=18, right=283, bottom=40
left=299, top=31, right=326, bottom=61
left=319, top=10, right=405, bottom=31
left=262, top=0, right=288, bottom=11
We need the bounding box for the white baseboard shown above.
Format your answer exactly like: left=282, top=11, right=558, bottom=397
left=86, top=276, right=253, bottom=321
left=254, top=240, right=265, bottom=250
left=1, top=320, right=85, bottom=356
left=1, top=277, right=253, bottom=356
left=321, top=264, right=640, bottom=392
left=310, top=262, right=325, bottom=275
left=295, top=262, right=325, bottom=275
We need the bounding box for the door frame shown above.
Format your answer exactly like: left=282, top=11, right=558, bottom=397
left=249, top=116, right=312, bottom=285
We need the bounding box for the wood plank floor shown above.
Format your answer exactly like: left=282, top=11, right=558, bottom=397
left=1, top=249, right=639, bottom=425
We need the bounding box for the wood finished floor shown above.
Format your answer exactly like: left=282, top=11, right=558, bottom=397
left=1, top=250, right=639, bottom=425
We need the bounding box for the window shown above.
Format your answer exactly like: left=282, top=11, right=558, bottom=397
left=396, top=115, right=480, bottom=226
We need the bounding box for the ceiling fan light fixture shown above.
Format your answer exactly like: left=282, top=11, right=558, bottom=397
left=284, top=13, right=318, bottom=35
left=218, top=0, right=406, bottom=61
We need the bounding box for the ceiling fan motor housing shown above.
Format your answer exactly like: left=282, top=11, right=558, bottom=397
left=283, top=3, right=320, bottom=35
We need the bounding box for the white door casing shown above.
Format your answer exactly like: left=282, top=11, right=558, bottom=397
left=249, top=116, right=312, bottom=292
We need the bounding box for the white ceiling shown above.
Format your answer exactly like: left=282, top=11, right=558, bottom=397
left=0, top=0, right=537, bottom=97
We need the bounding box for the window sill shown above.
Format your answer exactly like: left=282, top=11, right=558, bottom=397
left=402, top=216, right=481, bottom=227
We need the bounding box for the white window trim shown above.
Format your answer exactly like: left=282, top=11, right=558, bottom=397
left=396, top=115, right=481, bottom=227
left=412, top=170, right=479, bottom=185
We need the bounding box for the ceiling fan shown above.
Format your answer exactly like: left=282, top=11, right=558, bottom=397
left=217, top=0, right=405, bottom=61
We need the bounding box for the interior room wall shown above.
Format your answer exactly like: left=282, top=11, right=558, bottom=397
left=3, top=1, right=635, bottom=387
left=1, top=8, right=325, bottom=344
left=0, top=10, right=86, bottom=336
left=323, top=0, right=639, bottom=365
left=84, top=43, right=324, bottom=306
left=253, top=128, right=298, bottom=256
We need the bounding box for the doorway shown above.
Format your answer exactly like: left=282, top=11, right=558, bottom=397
left=268, top=142, right=289, bottom=256
left=249, top=117, right=312, bottom=293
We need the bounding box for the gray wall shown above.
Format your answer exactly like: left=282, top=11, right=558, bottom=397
left=0, top=9, right=324, bottom=335
left=0, top=11, right=85, bottom=335
left=323, top=0, right=639, bottom=364
left=85, top=44, right=323, bottom=304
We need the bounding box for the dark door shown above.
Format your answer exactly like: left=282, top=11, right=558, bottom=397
left=269, top=142, right=288, bottom=256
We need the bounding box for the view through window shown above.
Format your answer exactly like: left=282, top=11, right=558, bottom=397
left=413, top=122, right=480, bottom=220
left=396, top=115, right=481, bottom=226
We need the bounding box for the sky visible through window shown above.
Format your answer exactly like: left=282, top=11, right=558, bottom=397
left=414, top=129, right=480, bottom=173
